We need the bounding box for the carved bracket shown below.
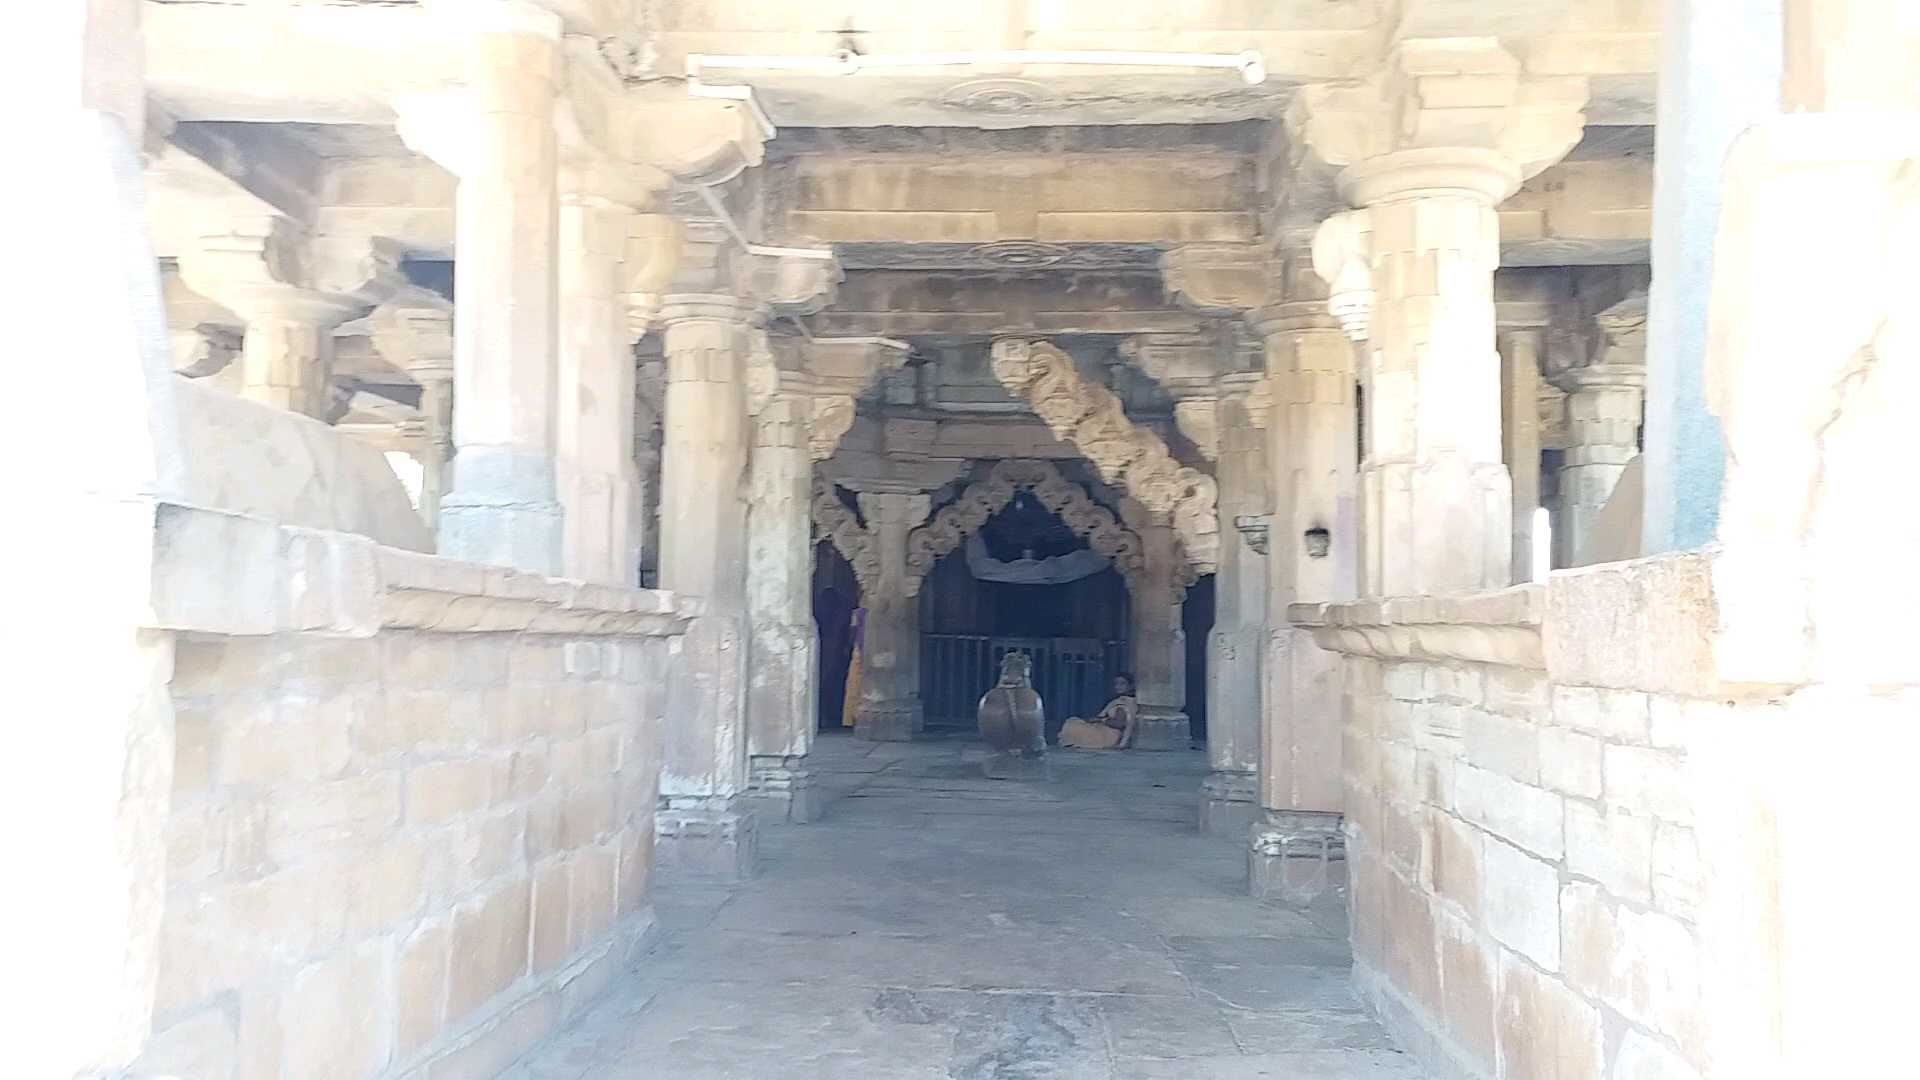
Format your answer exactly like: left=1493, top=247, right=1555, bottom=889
left=990, top=339, right=1219, bottom=574
left=810, top=476, right=881, bottom=593
left=1289, top=587, right=1545, bottom=670
left=1233, top=514, right=1272, bottom=555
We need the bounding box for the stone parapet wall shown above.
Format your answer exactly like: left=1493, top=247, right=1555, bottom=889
left=130, top=504, right=697, bottom=1080
left=1298, top=551, right=1839, bottom=1080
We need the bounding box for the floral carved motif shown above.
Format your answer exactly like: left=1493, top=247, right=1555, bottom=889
left=810, top=476, right=880, bottom=592
left=903, top=460, right=1148, bottom=597
left=989, top=339, right=1220, bottom=574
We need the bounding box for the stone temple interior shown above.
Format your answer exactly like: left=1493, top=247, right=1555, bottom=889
left=22, top=1, right=1919, bottom=1079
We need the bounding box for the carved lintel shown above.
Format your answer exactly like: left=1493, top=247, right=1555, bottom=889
left=1233, top=514, right=1272, bottom=555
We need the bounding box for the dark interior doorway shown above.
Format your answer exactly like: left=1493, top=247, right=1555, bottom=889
left=813, top=540, right=859, bottom=732
left=918, top=491, right=1129, bottom=740
left=1183, top=573, right=1216, bottom=744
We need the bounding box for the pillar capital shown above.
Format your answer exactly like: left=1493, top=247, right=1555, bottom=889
left=365, top=289, right=455, bottom=383
left=624, top=214, right=685, bottom=337
left=177, top=221, right=404, bottom=328
left=1288, top=38, right=1589, bottom=206
left=741, top=250, right=844, bottom=317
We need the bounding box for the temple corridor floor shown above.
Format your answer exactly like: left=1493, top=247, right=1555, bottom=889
left=504, top=734, right=1427, bottom=1080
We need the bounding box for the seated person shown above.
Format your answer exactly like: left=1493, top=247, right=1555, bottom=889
left=1059, top=674, right=1139, bottom=750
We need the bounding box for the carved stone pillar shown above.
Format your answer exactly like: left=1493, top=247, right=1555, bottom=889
left=745, top=391, right=820, bottom=821
left=1201, top=373, right=1268, bottom=834
left=1295, top=40, right=1588, bottom=596
left=396, top=0, right=565, bottom=573
left=555, top=191, right=636, bottom=584
left=1502, top=328, right=1547, bottom=580
left=1249, top=287, right=1357, bottom=901
left=653, top=293, right=755, bottom=878
left=1550, top=295, right=1647, bottom=567
left=1127, top=517, right=1191, bottom=751
left=855, top=491, right=932, bottom=742
left=177, top=223, right=399, bottom=420
left=368, top=293, right=455, bottom=531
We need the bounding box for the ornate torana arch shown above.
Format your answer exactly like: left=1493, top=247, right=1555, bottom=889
left=990, top=338, right=1219, bottom=574
left=810, top=476, right=880, bottom=592
left=904, top=460, right=1146, bottom=596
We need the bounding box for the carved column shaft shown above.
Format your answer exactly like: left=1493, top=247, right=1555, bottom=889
left=1352, top=171, right=1513, bottom=596
left=556, top=193, right=637, bottom=585
left=1503, top=329, right=1546, bottom=581
left=746, top=393, right=820, bottom=818
left=1254, top=301, right=1354, bottom=834
left=436, top=9, right=565, bottom=574
left=1128, top=520, right=1189, bottom=748
left=855, top=491, right=932, bottom=742
left=1202, top=379, right=1267, bottom=831
left=654, top=295, right=755, bottom=877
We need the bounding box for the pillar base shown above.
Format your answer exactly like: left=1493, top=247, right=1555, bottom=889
left=1199, top=769, right=1260, bottom=838
left=654, top=798, right=757, bottom=882
left=437, top=449, right=565, bottom=574
left=1249, top=810, right=1346, bottom=907
left=854, top=699, right=923, bottom=742
left=1129, top=710, right=1191, bottom=751
left=981, top=749, right=1052, bottom=782
left=745, top=757, right=817, bottom=824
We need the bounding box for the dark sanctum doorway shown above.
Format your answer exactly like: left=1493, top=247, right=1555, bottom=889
left=917, top=489, right=1129, bottom=742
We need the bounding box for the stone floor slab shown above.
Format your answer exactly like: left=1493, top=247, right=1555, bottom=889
left=504, top=734, right=1427, bottom=1080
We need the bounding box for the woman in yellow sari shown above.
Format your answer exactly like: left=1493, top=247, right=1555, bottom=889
left=1058, top=674, right=1139, bottom=750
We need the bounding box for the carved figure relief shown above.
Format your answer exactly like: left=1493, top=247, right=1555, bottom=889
left=989, top=339, right=1220, bottom=574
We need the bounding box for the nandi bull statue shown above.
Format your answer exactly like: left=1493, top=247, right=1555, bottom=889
left=976, top=652, right=1049, bottom=779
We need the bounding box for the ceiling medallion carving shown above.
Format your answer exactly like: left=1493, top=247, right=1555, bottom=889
left=968, top=240, right=1072, bottom=269
left=939, top=78, right=1054, bottom=115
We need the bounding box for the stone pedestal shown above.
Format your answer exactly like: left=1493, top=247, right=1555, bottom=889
left=1248, top=810, right=1346, bottom=907
left=854, top=697, right=924, bottom=743
left=745, top=756, right=818, bottom=825
left=981, top=750, right=1052, bottom=781
left=654, top=798, right=758, bottom=882
left=1200, top=768, right=1260, bottom=838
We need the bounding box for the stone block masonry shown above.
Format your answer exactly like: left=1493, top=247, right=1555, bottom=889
left=1301, top=561, right=1734, bottom=1080
left=130, top=506, right=694, bottom=1080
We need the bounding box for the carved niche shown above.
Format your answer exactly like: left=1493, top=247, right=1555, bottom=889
left=989, top=339, right=1220, bottom=574
left=903, top=459, right=1148, bottom=597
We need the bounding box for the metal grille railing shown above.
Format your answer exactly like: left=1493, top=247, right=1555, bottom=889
left=922, top=634, right=1127, bottom=740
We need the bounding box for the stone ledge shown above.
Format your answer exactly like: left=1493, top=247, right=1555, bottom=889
left=1543, top=548, right=1720, bottom=697
left=1289, top=586, right=1546, bottom=669
left=149, top=501, right=702, bottom=638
